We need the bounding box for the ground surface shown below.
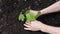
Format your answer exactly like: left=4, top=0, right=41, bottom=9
left=0, top=0, right=60, bottom=34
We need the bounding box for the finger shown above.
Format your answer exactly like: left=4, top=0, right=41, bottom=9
left=24, top=28, right=31, bottom=30
left=25, top=21, right=31, bottom=25
left=24, top=28, right=38, bottom=31
left=25, top=22, right=31, bottom=25
left=26, top=21, right=31, bottom=23
left=26, top=21, right=30, bottom=23
left=24, top=24, right=31, bottom=28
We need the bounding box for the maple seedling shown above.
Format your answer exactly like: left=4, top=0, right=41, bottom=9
left=18, top=10, right=40, bottom=22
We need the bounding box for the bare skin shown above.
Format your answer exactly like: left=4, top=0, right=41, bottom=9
left=24, top=21, right=60, bottom=34
left=30, top=1, right=60, bottom=15
left=24, top=1, right=60, bottom=34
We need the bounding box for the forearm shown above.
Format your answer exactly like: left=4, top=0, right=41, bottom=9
left=41, top=1, right=60, bottom=15
left=40, top=23, right=60, bottom=34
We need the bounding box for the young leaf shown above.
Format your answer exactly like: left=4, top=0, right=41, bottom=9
left=26, top=13, right=36, bottom=22
left=18, top=12, right=25, bottom=21
left=25, top=10, right=30, bottom=14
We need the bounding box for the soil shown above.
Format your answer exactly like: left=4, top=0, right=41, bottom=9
left=0, top=0, right=60, bottom=34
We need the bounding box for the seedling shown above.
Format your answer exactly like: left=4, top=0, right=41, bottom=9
left=18, top=10, right=40, bottom=22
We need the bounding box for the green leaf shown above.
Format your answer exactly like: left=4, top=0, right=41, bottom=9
left=26, top=13, right=36, bottom=22
left=18, top=12, right=25, bottom=21
left=25, top=10, right=30, bottom=14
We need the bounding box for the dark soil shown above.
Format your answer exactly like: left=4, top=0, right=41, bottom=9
left=0, top=0, right=60, bottom=34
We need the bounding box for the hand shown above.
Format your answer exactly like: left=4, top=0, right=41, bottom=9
left=30, top=10, right=38, bottom=16
left=24, top=20, right=44, bottom=31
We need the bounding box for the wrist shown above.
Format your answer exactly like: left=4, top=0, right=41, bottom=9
left=39, top=23, right=47, bottom=32
left=38, top=23, right=59, bottom=34
left=40, top=9, right=48, bottom=15
left=38, top=23, right=51, bottom=33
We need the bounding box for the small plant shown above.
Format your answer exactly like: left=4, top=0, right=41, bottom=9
left=18, top=10, right=40, bottom=22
